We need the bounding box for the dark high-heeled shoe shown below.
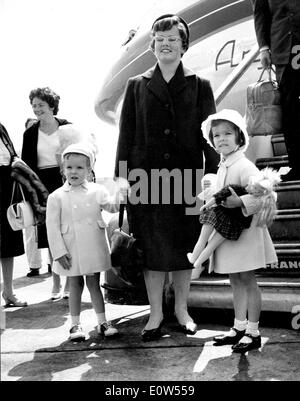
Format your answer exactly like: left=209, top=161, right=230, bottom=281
left=2, top=293, right=28, bottom=308
left=141, top=320, right=164, bottom=342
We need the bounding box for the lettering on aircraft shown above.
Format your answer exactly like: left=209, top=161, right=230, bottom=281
left=215, top=39, right=260, bottom=71
left=267, top=260, right=300, bottom=270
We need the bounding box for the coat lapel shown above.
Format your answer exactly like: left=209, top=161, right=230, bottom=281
left=168, top=62, right=188, bottom=97
left=144, top=64, right=172, bottom=106
left=143, top=62, right=196, bottom=103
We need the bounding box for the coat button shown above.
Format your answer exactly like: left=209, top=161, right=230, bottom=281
left=165, top=103, right=169, bottom=109
left=164, top=153, right=170, bottom=160
left=164, top=128, right=170, bottom=135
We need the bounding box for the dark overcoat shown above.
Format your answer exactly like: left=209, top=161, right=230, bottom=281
left=21, top=118, right=70, bottom=173
left=251, top=0, right=300, bottom=66
left=115, top=62, right=219, bottom=271
left=0, top=123, right=24, bottom=258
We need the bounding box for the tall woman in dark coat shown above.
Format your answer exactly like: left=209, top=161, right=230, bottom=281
left=115, top=15, right=219, bottom=340
left=0, top=123, right=27, bottom=307
left=21, top=87, right=71, bottom=299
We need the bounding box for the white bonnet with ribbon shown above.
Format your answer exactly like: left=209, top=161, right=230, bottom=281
left=202, top=109, right=249, bottom=152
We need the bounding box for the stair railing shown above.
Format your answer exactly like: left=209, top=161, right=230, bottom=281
left=215, top=43, right=259, bottom=106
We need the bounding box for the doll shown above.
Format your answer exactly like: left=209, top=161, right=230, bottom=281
left=188, top=167, right=281, bottom=268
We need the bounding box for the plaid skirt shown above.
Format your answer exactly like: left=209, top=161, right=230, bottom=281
left=199, top=205, right=252, bottom=240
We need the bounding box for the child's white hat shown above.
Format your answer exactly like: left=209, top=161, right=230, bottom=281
left=202, top=109, right=249, bottom=152
left=62, top=141, right=96, bottom=168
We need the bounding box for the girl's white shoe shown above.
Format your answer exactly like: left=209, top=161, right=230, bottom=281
left=97, top=322, right=119, bottom=337
left=187, top=252, right=194, bottom=264
left=69, top=324, right=85, bottom=341
left=191, top=265, right=204, bottom=280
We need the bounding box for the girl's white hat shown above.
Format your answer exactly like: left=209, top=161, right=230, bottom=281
left=62, top=141, right=96, bottom=167
left=201, top=109, right=249, bottom=152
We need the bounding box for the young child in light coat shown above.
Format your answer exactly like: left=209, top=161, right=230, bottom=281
left=189, top=109, right=278, bottom=353
left=46, top=142, right=128, bottom=341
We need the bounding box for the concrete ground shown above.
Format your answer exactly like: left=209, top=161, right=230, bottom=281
left=1, top=254, right=299, bottom=382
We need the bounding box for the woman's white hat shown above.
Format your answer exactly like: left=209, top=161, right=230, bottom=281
left=62, top=141, right=96, bottom=167
left=201, top=109, right=249, bottom=152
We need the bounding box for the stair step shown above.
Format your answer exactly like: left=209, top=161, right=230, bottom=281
left=275, top=242, right=300, bottom=249
left=260, top=242, right=300, bottom=275
left=271, top=133, right=287, bottom=156
left=275, top=242, right=300, bottom=257
left=189, top=277, right=300, bottom=312
left=269, top=209, right=300, bottom=240
left=276, top=181, right=300, bottom=209
left=256, top=155, right=288, bottom=169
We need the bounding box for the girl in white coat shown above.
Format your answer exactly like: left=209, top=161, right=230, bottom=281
left=194, top=109, right=278, bottom=353
left=46, top=142, right=128, bottom=341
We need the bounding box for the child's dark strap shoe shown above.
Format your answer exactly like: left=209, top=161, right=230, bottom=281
left=213, top=327, right=245, bottom=346
left=232, top=333, right=261, bottom=353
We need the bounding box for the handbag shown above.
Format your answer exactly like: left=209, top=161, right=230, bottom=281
left=245, top=67, right=282, bottom=136
left=110, top=204, right=144, bottom=287
left=7, top=181, right=35, bottom=231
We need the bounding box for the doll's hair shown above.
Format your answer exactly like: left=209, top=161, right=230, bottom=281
left=247, top=168, right=281, bottom=227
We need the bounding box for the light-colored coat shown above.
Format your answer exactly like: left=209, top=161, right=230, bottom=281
left=46, top=181, right=119, bottom=276
left=210, top=150, right=277, bottom=274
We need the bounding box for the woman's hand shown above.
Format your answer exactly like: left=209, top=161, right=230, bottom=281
left=57, top=254, right=72, bottom=270
left=221, top=187, right=243, bottom=208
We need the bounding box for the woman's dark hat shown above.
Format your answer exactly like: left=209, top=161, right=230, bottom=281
left=151, top=14, right=190, bottom=44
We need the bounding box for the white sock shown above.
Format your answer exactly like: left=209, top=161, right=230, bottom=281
left=71, top=315, right=80, bottom=326
left=246, top=321, right=260, bottom=337
left=233, top=318, right=247, bottom=332
left=96, top=313, right=106, bottom=325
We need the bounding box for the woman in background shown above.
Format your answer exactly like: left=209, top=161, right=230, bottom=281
left=22, top=87, right=70, bottom=300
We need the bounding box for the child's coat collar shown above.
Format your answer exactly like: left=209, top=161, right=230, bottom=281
left=218, top=149, right=245, bottom=168
left=62, top=179, right=89, bottom=191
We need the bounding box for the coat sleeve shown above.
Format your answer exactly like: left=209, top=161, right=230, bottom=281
left=200, top=79, right=220, bottom=174
left=21, top=129, right=36, bottom=170
left=114, top=78, right=136, bottom=178
left=251, top=0, right=271, bottom=49
left=96, top=185, right=120, bottom=213
left=46, top=193, right=69, bottom=260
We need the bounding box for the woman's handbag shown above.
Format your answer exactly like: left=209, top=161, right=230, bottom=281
left=110, top=204, right=144, bottom=286
left=7, top=181, right=35, bottom=231
left=245, top=67, right=282, bottom=136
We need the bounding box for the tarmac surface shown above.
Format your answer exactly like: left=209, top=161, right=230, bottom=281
left=1, top=254, right=299, bottom=382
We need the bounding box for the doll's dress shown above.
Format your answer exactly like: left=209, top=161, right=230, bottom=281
left=199, top=184, right=253, bottom=240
